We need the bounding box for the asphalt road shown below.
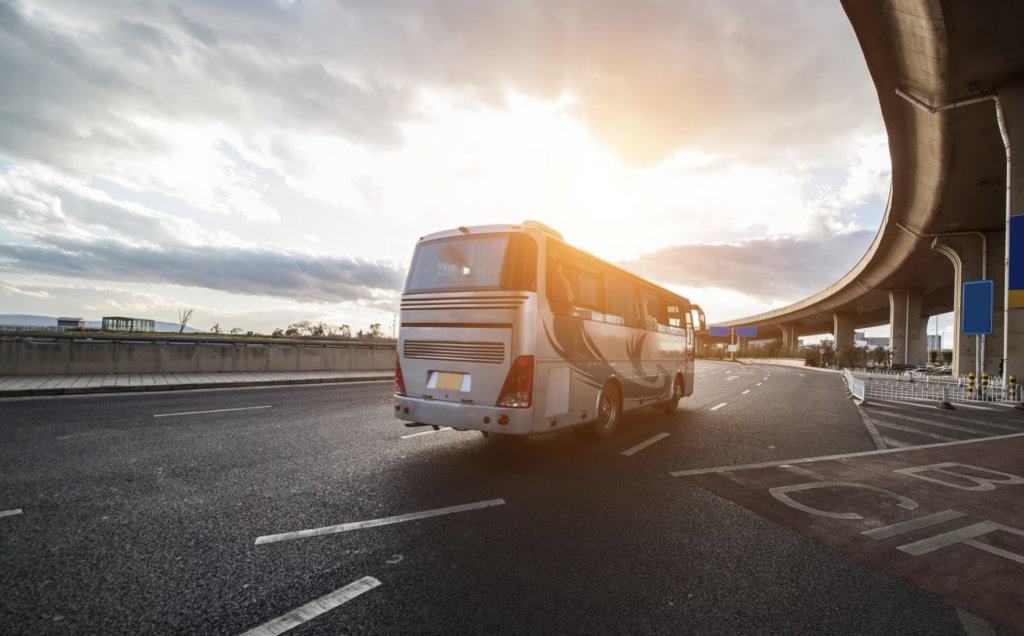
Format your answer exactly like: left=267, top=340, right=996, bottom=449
left=0, top=361, right=989, bottom=635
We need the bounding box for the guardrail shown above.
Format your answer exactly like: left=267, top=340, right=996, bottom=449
left=842, top=369, right=866, bottom=403
left=844, top=368, right=1024, bottom=405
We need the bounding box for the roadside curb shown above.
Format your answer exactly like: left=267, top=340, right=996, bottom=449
left=0, top=375, right=395, bottom=398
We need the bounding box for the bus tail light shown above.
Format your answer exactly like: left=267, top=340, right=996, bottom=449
left=496, top=355, right=534, bottom=408
left=395, top=355, right=407, bottom=396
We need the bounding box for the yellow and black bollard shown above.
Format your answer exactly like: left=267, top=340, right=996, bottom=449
left=982, top=372, right=989, bottom=401
left=968, top=372, right=976, bottom=399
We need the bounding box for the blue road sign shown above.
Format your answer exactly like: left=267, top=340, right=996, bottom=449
left=737, top=327, right=757, bottom=338
left=962, top=280, right=993, bottom=335
left=1010, top=216, right=1024, bottom=307
left=709, top=326, right=730, bottom=337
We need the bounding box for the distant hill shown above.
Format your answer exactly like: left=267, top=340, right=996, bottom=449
left=0, top=314, right=203, bottom=333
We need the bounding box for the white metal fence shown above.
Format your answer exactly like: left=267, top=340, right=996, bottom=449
left=844, top=368, right=1024, bottom=404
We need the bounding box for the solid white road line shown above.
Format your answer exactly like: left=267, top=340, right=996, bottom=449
left=669, top=432, right=1024, bottom=476
left=855, top=404, right=887, bottom=450
left=880, top=436, right=913, bottom=448
left=154, top=405, right=271, bottom=418
left=741, top=390, right=750, bottom=395
left=0, top=508, right=23, bottom=518
left=869, top=402, right=1022, bottom=431
left=239, top=576, right=380, bottom=636
left=710, top=403, right=727, bottom=411
left=255, top=499, right=506, bottom=545
left=871, top=411, right=996, bottom=437
left=621, top=433, right=670, bottom=457
left=399, top=427, right=452, bottom=439
left=871, top=421, right=957, bottom=442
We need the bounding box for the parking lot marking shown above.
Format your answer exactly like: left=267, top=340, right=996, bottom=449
left=862, top=510, right=967, bottom=540
left=255, top=499, right=506, bottom=545
left=239, top=576, right=380, bottom=636
left=881, top=436, right=913, bottom=448
left=621, top=433, right=670, bottom=456
left=871, top=411, right=997, bottom=437
left=0, top=508, right=23, bottom=519
left=710, top=403, right=727, bottom=411
left=154, top=405, right=271, bottom=418
left=399, top=427, right=452, bottom=439
left=742, top=390, right=750, bottom=395
left=870, top=402, right=1023, bottom=431
left=872, top=421, right=957, bottom=442
left=669, top=432, right=1024, bottom=477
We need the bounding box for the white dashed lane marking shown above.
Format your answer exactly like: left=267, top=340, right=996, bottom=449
left=0, top=509, right=23, bottom=519
left=238, top=576, right=381, bottom=636
left=154, top=405, right=271, bottom=418
left=742, top=390, right=750, bottom=395
left=710, top=403, right=728, bottom=411
left=254, top=499, right=506, bottom=545
left=726, top=376, right=739, bottom=381
left=400, top=427, right=452, bottom=439
left=621, top=433, right=670, bottom=457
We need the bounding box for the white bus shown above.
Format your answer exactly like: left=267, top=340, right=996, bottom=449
left=393, top=221, right=705, bottom=440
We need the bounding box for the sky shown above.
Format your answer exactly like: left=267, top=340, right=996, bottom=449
left=0, top=0, right=926, bottom=340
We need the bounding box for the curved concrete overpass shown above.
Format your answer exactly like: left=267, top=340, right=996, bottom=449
left=709, top=0, right=1024, bottom=376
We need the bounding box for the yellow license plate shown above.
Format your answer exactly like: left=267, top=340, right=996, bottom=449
left=436, top=372, right=465, bottom=391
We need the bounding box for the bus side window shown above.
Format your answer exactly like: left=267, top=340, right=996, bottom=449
left=547, top=242, right=576, bottom=315
left=576, top=268, right=602, bottom=311
left=639, top=290, right=660, bottom=331
left=667, top=302, right=682, bottom=328
left=604, top=274, right=636, bottom=327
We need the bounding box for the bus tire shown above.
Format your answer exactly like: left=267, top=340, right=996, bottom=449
left=593, top=383, right=621, bottom=440
left=662, top=375, right=683, bottom=414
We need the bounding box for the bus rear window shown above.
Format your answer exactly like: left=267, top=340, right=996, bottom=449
left=405, top=233, right=537, bottom=293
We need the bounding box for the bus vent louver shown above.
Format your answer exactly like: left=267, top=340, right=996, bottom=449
left=403, top=340, right=506, bottom=364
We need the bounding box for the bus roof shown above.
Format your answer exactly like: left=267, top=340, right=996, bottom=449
left=419, top=222, right=693, bottom=307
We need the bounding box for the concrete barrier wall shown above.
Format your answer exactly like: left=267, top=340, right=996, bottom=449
left=0, top=341, right=396, bottom=375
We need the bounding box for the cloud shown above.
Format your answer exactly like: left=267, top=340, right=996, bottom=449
left=0, top=0, right=879, bottom=177
left=0, top=166, right=406, bottom=302
left=0, top=237, right=405, bottom=303
left=619, top=230, right=877, bottom=303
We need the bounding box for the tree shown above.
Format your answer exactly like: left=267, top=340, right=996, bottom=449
left=271, top=328, right=285, bottom=337
left=288, top=321, right=313, bottom=336
left=338, top=324, right=351, bottom=338
left=356, top=329, right=365, bottom=338
left=230, top=327, right=244, bottom=335
left=929, top=350, right=938, bottom=364
left=177, top=308, right=194, bottom=333
left=368, top=323, right=384, bottom=338
left=210, top=323, right=222, bottom=334
left=943, top=350, right=953, bottom=364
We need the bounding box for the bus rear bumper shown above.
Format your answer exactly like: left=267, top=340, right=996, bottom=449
left=393, top=396, right=534, bottom=435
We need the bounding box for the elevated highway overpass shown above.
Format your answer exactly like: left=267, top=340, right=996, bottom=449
left=705, top=0, right=1024, bottom=378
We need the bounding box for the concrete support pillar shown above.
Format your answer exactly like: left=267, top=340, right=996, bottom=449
left=833, top=312, right=857, bottom=362
left=998, top=78, right=1024, bottom=381
left=778, top=324, right=797, bottom=356
left=888, top=289, right=928, bottom=367
left=933, top=236, right=985, bottom=376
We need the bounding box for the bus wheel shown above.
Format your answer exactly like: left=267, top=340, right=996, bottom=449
left=593, top=384, right=621, bottom=439
left=663, top=376, right=683, bottom=414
